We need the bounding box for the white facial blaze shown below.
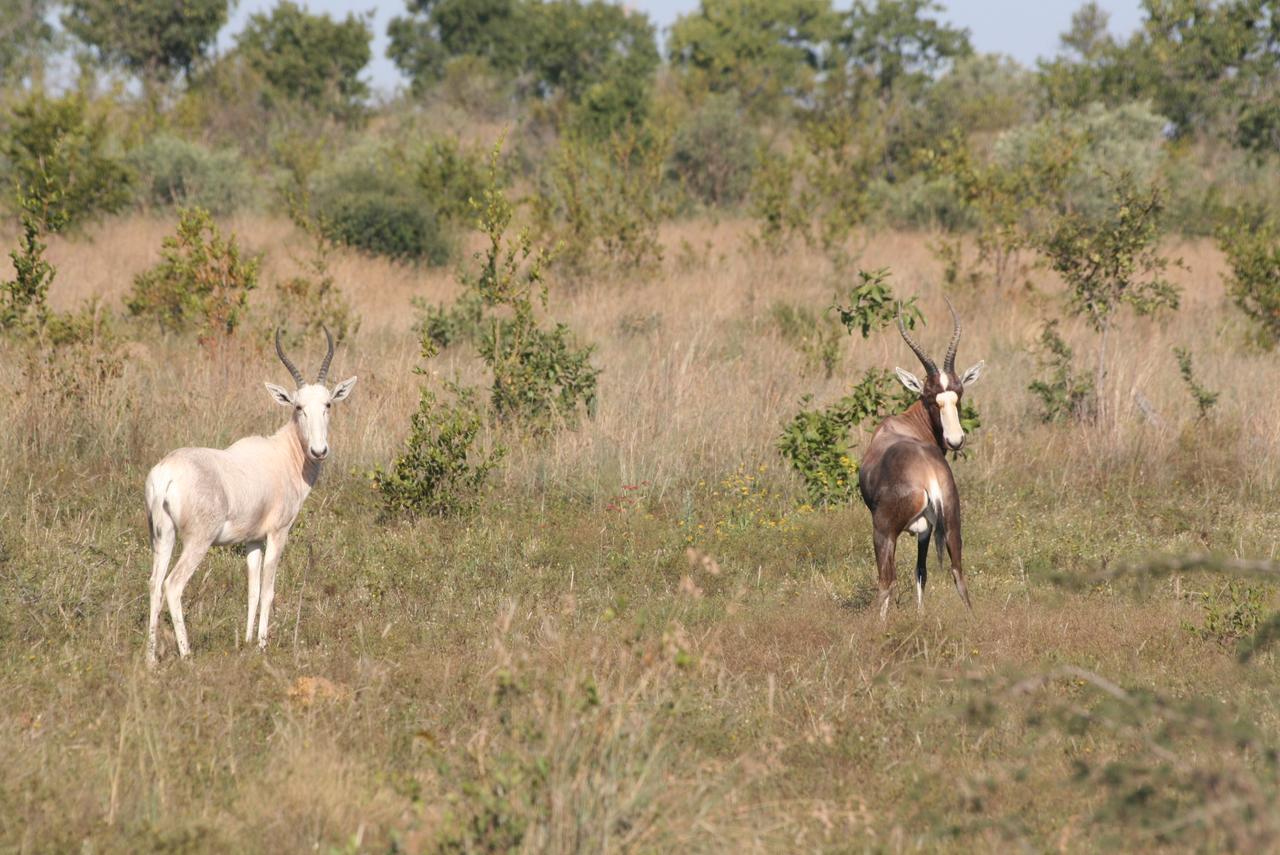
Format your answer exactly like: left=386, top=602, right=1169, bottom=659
left=935, top=390, right=963, bottom=448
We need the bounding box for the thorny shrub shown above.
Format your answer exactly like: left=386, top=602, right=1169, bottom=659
left=1173, top=346, right=1218, bottom=421
left=126, top=207, right=260, bottom=344
left=270, top=195, right=360, bottom=345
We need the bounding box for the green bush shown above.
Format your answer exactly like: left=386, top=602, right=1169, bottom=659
left=370, top=371, right=504, bottom=518
left=1, top=205, right=55, bottom=336
left=1189, top=580, right=1267, bottom=650
left=1028, top=319, right=1095, bottom=422
left=126, top=207, right=260, bottom=342
left=126, top=134, right=253, bottom=215
left=995, top=102, right=1166, bottom=225
left=324, top=188, right=450, bottom=265
left=309, top=144, right=454, bottom=265
left=2, top=92, right=132, bottom=232
left=668, top=93, right=757, bottom=207
left=777, top=372, right=903, bottom=507
left=1217, top=208, right=1280, bottom=349
left=534, top=122, right=672, bottom=276
left=414, top=134, right=492, bottom=226
left=469, top=150, right=600, bottom=432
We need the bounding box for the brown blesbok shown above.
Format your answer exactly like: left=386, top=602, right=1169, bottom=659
left=857, top=299, right=984, bottom=618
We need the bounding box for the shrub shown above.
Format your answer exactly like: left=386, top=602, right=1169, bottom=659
left=126, top=134, right=253, bottom=215
left=414, top=134, right=492, bottom=226
left=1173, top=346, right=1218, bottom=420
left=310, top=148, right=453, bottom=265
left=414, top=290, right=484, bottom=351
left=777, top=372, right=901, bottom=507
left=469, top=149, right=600, bottom=431
left=1189, top=580, right=1267, bottom=650
left=127, top=207, right=260, bottom=343
left=1034, top=173, right=1180, bottom=412
left=2, top=92, right=132, bottom=232
left=370, top=368, right=504, bottom=517
left=995, top=102, right=1166, bottom=225
left=668, top=93, right=757, bottom=207
left=923, top=126, right=1080, bottom=290
left=777, top=271, right=932, bottom=505
left=1216, top=208, right=1280, bottom=349
left=324, top=189, right=450, bottom=265
left=0, top=202, right=55, bottom=336
left=749, top=146, right=812, bottom=255
left=535, top=121, right=672, bottom=276
left=1028, top=319, right=1095, bottom=422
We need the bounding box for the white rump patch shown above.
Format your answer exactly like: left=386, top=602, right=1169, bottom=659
left=908, top=516, right=930, bottom=534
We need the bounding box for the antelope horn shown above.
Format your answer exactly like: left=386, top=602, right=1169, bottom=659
left=943, top=296, right=961, bottom=374
left=897, top=304, right=937, bottom=377
left=275, top=328, right=305, bottom=387
left=316, top=325, right=335, bottom=384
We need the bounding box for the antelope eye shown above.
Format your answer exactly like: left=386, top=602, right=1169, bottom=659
left=325, top=402, right=331, bottom=409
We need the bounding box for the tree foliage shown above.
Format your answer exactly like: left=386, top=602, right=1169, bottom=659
left=236, top=1, right=372, bottom=117
left=1216, top=206, right=1280, bottom=348
left=62, top=0, right=228, bottom=83
left=2, top=92, right=133, bottom=233
left=0, top=0, right=55, bottom=84
left=389, top=0, right=658, bottom=130
left=669, top=0, right=836, bottom=113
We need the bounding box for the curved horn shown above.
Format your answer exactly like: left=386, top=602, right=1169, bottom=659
left=897, top=304, right=937, bottom=377
left=942, top=296, right=961, bottom=374
left=316, top=325, right=335, bottom=384
left=275, top=328, right=305, bottom=387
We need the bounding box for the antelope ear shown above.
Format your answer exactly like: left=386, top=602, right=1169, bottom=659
left=961, top=361, right=985, bottom=386
left=330, top=376, right=357, bottom=402
left=264, top=382, right=294, bottom=406
left=894, top=367, right=924, bottom=394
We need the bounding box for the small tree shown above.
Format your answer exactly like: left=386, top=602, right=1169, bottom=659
left=1217, top=208, right=1280, bottom=349
left=127, top=207, right=259, bottom=344
left=1028, top=319, right=1095, bottom=422
left=0, top=197, right=56, bottom=336
left=777, top=270, right=942, bottom=505
left=536, top=120, right=672, bottom=277
left=1034, top=173, right=1180, bottom=416
left=1173, top=346, right=1218, bottom=421
left=922, top=126, right=1079, bottom=291
left=3, top=93, right=133, bottom=232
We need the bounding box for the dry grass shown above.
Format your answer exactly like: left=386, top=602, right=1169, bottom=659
left=1, top=214, right=1279, bottom=852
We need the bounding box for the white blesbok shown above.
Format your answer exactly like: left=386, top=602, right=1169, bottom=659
left=144, top=329, right=356, bottom=665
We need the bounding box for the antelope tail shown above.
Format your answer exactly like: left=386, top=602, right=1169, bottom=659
left=144, top=470, right=172, bottom=547
left=924, top=489, right=946, bottom=570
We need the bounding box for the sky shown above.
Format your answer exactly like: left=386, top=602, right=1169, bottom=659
left=225, top=1, right=1145, bottom=97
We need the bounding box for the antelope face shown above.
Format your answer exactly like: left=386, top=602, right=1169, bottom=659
left=895, top=363, right=984, bottom=451
left=265, top=378, right=358, bottom=461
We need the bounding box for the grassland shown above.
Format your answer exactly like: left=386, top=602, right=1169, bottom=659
left=2, top=216, right=1278, bottom=852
